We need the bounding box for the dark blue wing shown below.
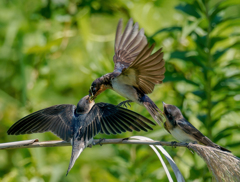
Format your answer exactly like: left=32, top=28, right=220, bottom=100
left=7, top=104, right=75, bottom=142
left=85, top=103, right=155, bottom=136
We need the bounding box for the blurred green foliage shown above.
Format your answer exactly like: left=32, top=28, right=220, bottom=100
left=0, top=0, right=240, bottom=181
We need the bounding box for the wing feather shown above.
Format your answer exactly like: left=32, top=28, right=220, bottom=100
left=104, top=117, right=122, bottom=134
left=87, top=103, right=155, bottom=135
left=7, top=104, right=75, bottom=141
left=118, top=44, right=165, bottom=94
left=176, top=119, right=212, bottom=146
left=113, top=19, right=147, bottom=71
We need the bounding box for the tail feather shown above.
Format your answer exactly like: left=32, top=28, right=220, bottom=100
left=204, top=137, right=231, bottom=153
left=218, top=146, right=231, bottom=153
left=142, top=95, right=166, bottom=125
left=66, top=139, right=86, bottom=176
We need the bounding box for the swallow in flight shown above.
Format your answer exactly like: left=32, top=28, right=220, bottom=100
left=89, top=18, right=166, bottom=125
left=7, top=95, right=155, bottom=175
left=163, top=102, right=230, bottom=152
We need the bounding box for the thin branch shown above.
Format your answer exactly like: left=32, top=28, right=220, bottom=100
left=1, top=138, right=238, bottom=181
left=0, top=138, right=191, bottom=150
left=0, top=139, right=232, bottom=158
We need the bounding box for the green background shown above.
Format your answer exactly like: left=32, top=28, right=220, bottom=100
left=1, top=0, right=240, bottom=181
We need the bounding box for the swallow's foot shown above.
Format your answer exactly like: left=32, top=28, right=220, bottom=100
left=94, top=138, right=105, bottom=146
left=117, top=100, right=132, bottom=108
left=171, top=141, right=178, bottom=148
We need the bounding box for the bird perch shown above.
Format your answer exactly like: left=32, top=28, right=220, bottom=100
left=0, top=138, right=190, bottom=150
left=1, top=138, right=239, bottom=182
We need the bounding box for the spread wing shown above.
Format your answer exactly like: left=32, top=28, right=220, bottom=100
left=116, top=43, right=165, bottom=94
left=113, top=18, right=165, bottom=94
left=86, top=102, right=156, bottom=135
left=7, top=104, right=75, bottom=142
left=113, top=18, right=147, bottom=71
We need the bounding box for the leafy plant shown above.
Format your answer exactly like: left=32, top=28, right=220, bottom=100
left=152, top=0, right=240, bottom=180
left=1, top=0, right=240, bottom=181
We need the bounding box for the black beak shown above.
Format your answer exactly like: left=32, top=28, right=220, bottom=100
left=162, top=102, right=167, bottom=114
left=162, top=102, right=166, bottom=107
left=89, top=87, right=94, bottom=101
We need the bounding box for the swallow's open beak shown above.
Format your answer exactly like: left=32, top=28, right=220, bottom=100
left=162, top=102, right=167, bottom=114
left=89, top=86, right=94, bottom=101
left=89, top=98, right=93, bottom=103
left=90, top=96, right=94, bottom=101
left=162, top=102, right=166, bottom=107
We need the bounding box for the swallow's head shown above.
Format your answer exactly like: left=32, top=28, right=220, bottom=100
left=162, top=102, right=183, bottom=124
left=89, top=78, right=110, bottom=101
left=76, top=95, right=95, bottom=114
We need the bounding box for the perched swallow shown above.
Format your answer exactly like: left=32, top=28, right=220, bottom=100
left=163, top=102, right=230, bottom=152
left=89, top=18, right=166, bottom=125
left=7, top=95, right=155, bottom=175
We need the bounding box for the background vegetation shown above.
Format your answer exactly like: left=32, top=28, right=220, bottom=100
left=1, top=0, right=240, bottom=181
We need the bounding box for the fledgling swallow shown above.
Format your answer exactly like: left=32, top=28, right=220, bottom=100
left=89, top=18, right=166, bottom=125
left=162, top=102, right=231, bottom=152
left=7, top=95, right=155, bottom=175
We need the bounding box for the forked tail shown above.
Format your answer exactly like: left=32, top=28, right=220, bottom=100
left=66, top=138, right=86, bottom=176
left=218, top=145, right=231, bottom=152
left=204, top=137, right=231, bottom=153
left=142, top=95, right=166, bottom=125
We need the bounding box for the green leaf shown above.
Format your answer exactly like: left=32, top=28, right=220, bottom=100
left=182, top=19, right=201, bottom=38
left=213, top=133, right=232, bottom=143
left=210, top=0, right=240, bottom=20
left=164, top=75, right=186, bottom=82
left=150, top=26, right=182, bottom=38
left=212, top=48, right=229, bottom=61
left=197, top=114, right=206, bottom=125
left=192, top=32, right=206, bottom=49
left=210, top=37, right=228, bottom=49
left=164, top=74, right=199, bottom=86
left=217, top=126, right=239, bottom=134
left=213, top=126, right=239, bottom=142
left=223, top=59, right=240, bottom=67
left=192, top=90, right=206, bottom=99
left=175, top=3, right=201, bottom=18
left=210, top=14, right=223, bottom=27
left=212, top=17, right=240, bottom=35
left=227, top=142, right=240, bottom=148
left=213, top=74, right=240, bottom=91
left=170, top=51, right=206, bottom=68
left=230, top=41, right=240, bottom=49
left=210, top=119, right=220, bottom=128
left=213, top=42, right=240, bottom=62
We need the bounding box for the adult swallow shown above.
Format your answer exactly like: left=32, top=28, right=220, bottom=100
left=7, top=95, right=155, bottom=175
left=89, top=18, right=166, bottom=125
left=162, top=102, right=231, bottom=152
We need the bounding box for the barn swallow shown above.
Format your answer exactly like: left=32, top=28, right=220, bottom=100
left=162, top=102, right=231, bottom=152
left=89, top=18, right=166, bottom=125
left=7, top=95, right=155, bottom=175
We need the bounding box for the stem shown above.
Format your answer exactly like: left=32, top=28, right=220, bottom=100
left=0, top=139, right=231, bottom=155
left=0, top=138, right=189, bottom=150
left=204, top=1, right=212, bottom=139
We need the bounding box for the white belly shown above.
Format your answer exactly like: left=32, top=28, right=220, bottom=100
left=170, top=127, right=197, bottom=143
left=112, top=78, right=141, bottom=104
